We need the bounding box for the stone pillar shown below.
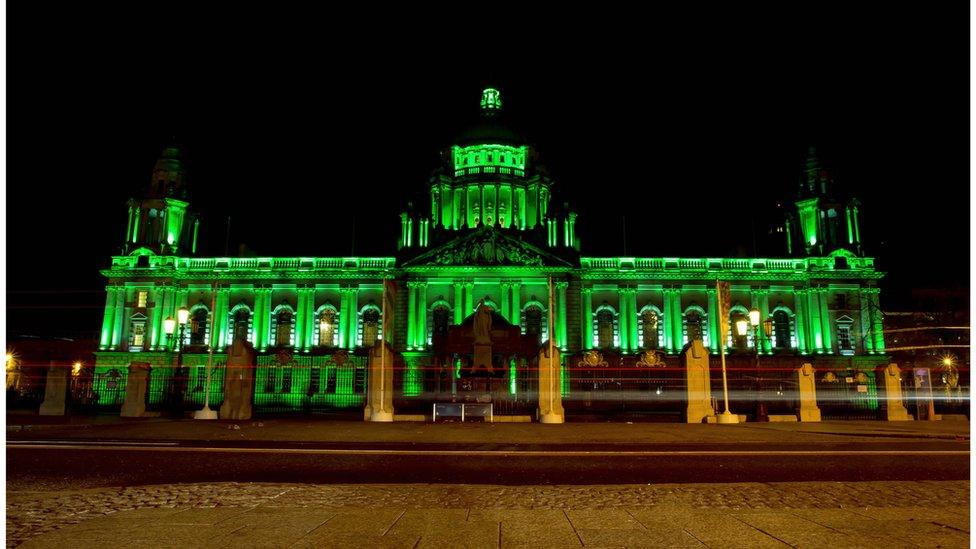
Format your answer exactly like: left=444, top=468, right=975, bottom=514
left=796, top=363, right=822, bottom=422
left=453, top=282, right=464, bottom=324
left=684, top=339, right=715, bottom=423
left=416, top=282, right=428, bottom=350
left=254, top=287, right=272, bottom=351
left=304, top=288, right=316, bottom=351
left=112, top=286, right=126, bottom=349
left=818, top=287, right=832, bottom=353
left=537, top=346, right=564, bottom=423
left=345, top=287, right=360, bottom=350
left=880, top=363, right=912, bottom=421
left=866, top=288, right=885, bottom=353
left=666, top=287, right=683, bottom=353
left=752, top=288, right=771, bottom=353
left=858, top=287, right=875, bottom=354
left=407, top=282, right=417, bottom=348
left=581, top=287, right=593, bottom=350
left=39, top=362, right=68, bottom=416
left=706, top=288, right=720, bottom=353
left=295, top=286, right=308, bottom=352
left=617, top=286, right=630, bottom=352
left=663, top=288, right=675, bottom=352
left=220, top=339, right=255, bottom=420
left=150, top=287, right=165, bottom=350
left=500, top=281, right=511, bottom=322
left=464, top=281, right=474, bottom=319
left=365, top=341, right=395, bottom=421
left=794, top=288, right=809, bottom=354
left=510, top=282, right=522, bottom=326
left=807, top=288, right=823, bottom=352
left=626, top=289, right=638, bottom=353
left=120, top=362, right=151, bottom=417
left=556, top=281, right=568, bottom=349
left=99, top=287, right=117, bottom=349
left=213, top=287, right=230, bottom=350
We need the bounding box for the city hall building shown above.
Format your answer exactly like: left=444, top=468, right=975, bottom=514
left=91, top=88, right=889, bottom=421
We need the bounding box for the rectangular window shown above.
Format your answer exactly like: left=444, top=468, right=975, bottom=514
left=132, top=322, right=145, bottom=349
left=837, top=324, right=854, bottom=355
left=137, top=291, right=148, bottom=308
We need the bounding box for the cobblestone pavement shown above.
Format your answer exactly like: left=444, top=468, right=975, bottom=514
left=8, top=481, right=969, bottom=548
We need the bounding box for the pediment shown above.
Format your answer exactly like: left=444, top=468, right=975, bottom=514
left=403, top=226, right=572, bottom=267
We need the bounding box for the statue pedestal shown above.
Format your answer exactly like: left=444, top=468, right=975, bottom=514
left=121, top=362, right=151, bottom=418
left=39, top=362, right=68, bottom=416
left=472, top=343, right=493, bottom=374
left=797, top=363, right=822, bottom=422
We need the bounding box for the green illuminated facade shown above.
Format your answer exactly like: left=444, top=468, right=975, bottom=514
left=94, top=89, right=887, bottom=414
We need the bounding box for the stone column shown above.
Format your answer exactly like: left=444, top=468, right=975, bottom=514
left=867, top=288, right=885, bottom=353
left=706, top=288, right=719, bottom=353
left=416, top=282, right=428, bottom=350
left=663, top=288, right=674, bottom=352
left=796, top=363, right=822, bottom=422
left=626, top=289, right=638, bottom=353
left=500, top=281, right=511, bottom=322
left=684, top=339, right=715, bottom=423
left=537, top=346, right=564, bottom=423
left=112, top=286, right=127, bottom=349
left=294, top=286, right=308, bottom=352
left=794, top=288, right=809, bottom=354
left=406, top=281, right=417, bottom=348
left=39, top=362, right=68, bottom=416
left=510, top=281, right=522, bottom=326
left=581, top=287, right=593, bottom=350
left=464, top=281, right=474, bottom=318
left=880, top=363, right=912, bottom=421
left=254, top=287, right=272, bottom=351
left=303, top=288, right=316, bottom=352
left=556, top=281, right=568, bottom=349
left=120, top=362, right=151, bottom=418
left=99, top=286, right=117, bottom=349
left=617, top=286, right=630, bottom=352
left=150, top=287, right=165, bottom=350
left=453, top=281, right=464, bottom=324
left=751, top=288, right=771, bottom=353
left=158, top=287, right=174, bottom=349
left=365, top=341, right=395, bottom=421
left=858, top=287, right=875, bottom=354
left=666, top=287, right=683, bottom=353
left=343, top=286, right=360, bottom=350
left=213, top=287, right=230, bottom=350
left=818, top=287, right=832, bottom=353
left=807, top=288, right=823, bottom=352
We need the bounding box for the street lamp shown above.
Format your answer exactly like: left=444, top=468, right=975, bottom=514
left=745, top=309, right=774, bottom=421
left=164, top=308, right=190, bottom=415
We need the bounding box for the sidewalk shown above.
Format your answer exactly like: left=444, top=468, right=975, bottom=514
left=6, top=412, right=969, bottom=446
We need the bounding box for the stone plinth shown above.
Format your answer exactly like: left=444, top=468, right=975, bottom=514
left=684, top=340, right=715, bottom=423
left=796, top=363, right=822, bottom=422
left=39, top=362, right=68, bottom=416
left=120, top=362, right=151, bottom=417
left=220, top=339, right=255, bottom=420
left=365, top=342, right=395, bottom=422
left=881, top=363, right=913, bottom=421
left=537, top=346, right=564, bottom=423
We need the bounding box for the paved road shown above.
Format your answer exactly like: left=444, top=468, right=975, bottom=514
left=7, top=481, right=970, bottom=548
left=8, top=438, right=969, bottom=488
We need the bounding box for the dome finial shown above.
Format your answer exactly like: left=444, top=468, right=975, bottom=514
left=480, top=87, right=502, bottom=116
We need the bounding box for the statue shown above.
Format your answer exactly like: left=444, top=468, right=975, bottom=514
left=473, top=302, right=493, bottom=344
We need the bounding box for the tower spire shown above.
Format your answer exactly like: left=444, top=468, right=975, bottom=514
left=480, top=87, right=502, bottom=117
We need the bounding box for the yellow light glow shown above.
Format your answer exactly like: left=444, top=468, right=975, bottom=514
left=72, top=362, right=83, bottom=376
left=735, top=319, right=749, bottom=337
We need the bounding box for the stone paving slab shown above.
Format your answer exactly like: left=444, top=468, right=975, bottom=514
left=8, top=481, right=969, bottom=548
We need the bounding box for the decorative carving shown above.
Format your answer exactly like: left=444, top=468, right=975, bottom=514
left=822, top=371, right=838, bottom=383
left=275, top=349, right=294, bottom=366
left=940, top=364, right=959, bottom=389
left=333, top=350, right=349, bottom=368
left=578, top=350, right=608, bottom=368
left=636, top=350, right=666, bottom=368
left=403, top=225, right=570, bottom=267
left=854, top=371, right=868, bottom=383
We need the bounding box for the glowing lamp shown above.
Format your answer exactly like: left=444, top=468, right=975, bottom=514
left=735, top=319, right=749, bottom=337
left=763, top=317, right=774, bottom=338
left=748, top=309, right=761, bottom=326
left=72, top=362, right=82, bottom=376
left=163, top=317, right=176, bottom=335
left=942, top=357, right=954, bottom=366
left=177, top=307, right=190, bottom=325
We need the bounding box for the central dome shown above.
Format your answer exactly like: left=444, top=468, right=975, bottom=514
left=454, top=88, right=526, bottom=146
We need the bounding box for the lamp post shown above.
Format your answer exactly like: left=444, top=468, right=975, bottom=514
left=164, top=308, right=189, bottom=415
left=745, top=309, right=774, bottom=422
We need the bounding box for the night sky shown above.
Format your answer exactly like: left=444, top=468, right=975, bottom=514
left=7, top=5, right=969, bottom=340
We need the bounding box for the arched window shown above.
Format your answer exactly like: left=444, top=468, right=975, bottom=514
left=271, top=305, right=295, bottom=347
left=772, top=308, right=795, bottom=349
left=594, top=305, right=617, bottom=349
left=682, top=306, right=707, bottom=346
left=429, top=303, right=451, bottom=344
left=638, top=306, right=662, bottom=350
left=524, top=305, right=543, bottom=342
left=315, top=305, right=338, bottom=347
left=228, top=305, right=252, bottom=345
left=358, top=305, right=382, bottom=347
left=728, top=307, right=750, bottom=350
left=188, top=306, right=209, bottom=346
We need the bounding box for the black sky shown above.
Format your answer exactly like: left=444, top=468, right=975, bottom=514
left=7, top=4, right=970, bottom=339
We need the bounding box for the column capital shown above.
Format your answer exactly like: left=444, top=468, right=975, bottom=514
left=706, top=288, right=717, bottom=295
left=751, top=287, right=769, bottom=295
left=555, top=281, right=569, bottom=290
left=581, top=287, right=593, bottom=296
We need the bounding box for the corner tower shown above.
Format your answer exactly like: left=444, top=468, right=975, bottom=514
left=786, top=146, right=864, bottom=256
left=122, top=146, right=200, bottom=256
